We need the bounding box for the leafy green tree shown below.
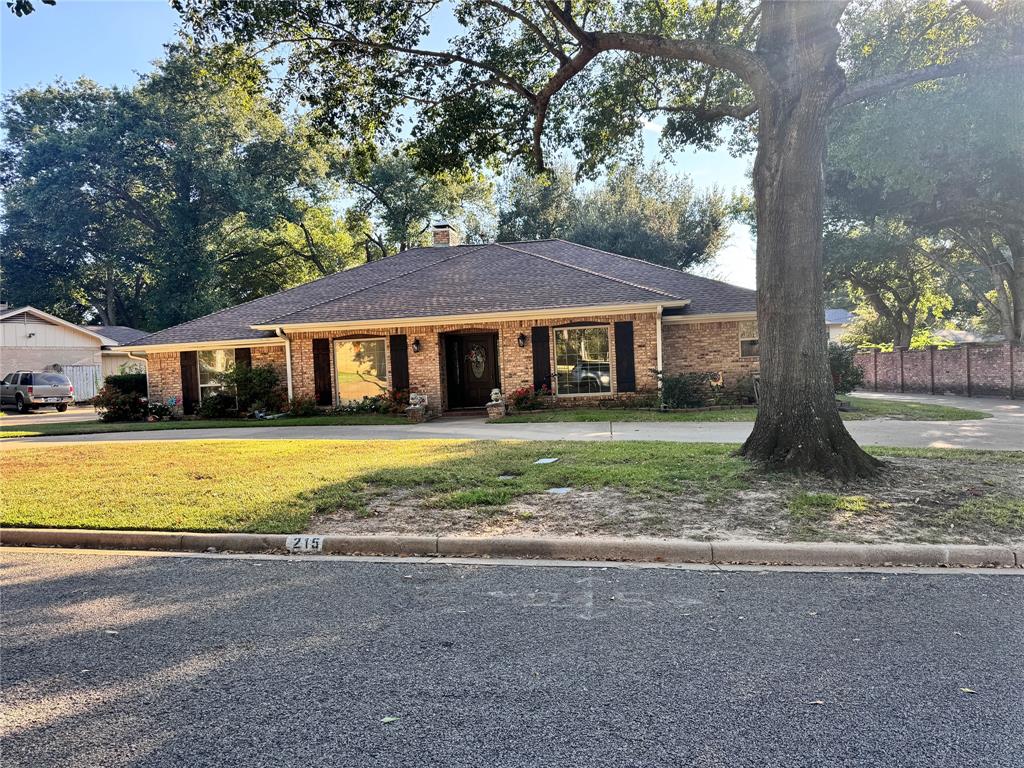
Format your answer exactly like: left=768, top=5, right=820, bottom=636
left=170, top=0, right=1022, bottom=477
left=824, top=219, right=952, bottom=349
left=498, top=161, right=729, bottom=270
left=345, top=149, right=494, bottom=259
left=829, top=44, right=1024, bottom=343
left=0, top=44, right=355, bottom=328
left=574, top=164, right=730, bottom=271
left=215, top=205, right=365, bottom=304
left=496, top=163, right=580, bottom=242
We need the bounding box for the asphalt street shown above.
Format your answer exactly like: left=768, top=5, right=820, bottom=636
left=2, top=550, right=1022, bottom=768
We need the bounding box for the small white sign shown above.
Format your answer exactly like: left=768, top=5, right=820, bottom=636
left=286, top=535, right=324, bottom=553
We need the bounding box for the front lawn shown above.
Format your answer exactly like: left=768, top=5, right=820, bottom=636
left=494, top=396, right=989, bottom=423
left=0, top=412, right=407, bottom=439
left=3, top=439, right=1020, bottom=545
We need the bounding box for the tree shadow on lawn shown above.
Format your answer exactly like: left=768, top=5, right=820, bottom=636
left=313, top=447, right=1024, bottom=545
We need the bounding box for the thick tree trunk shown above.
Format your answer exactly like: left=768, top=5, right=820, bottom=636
left=739, top=1, right=881, bottom=479
left=1007, top=232, right=1024, bottom=344
left=893, top=321, right=914, bottom=350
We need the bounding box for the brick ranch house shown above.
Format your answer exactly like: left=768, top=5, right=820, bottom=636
left=120, top=228, right=760, bottom=415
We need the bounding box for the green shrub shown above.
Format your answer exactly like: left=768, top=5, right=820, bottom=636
left=103, top=373, right=147, bottom=396
left=734, top=375, right=757, bottom=404
left=93, top=387, right=148, bottom=422
left=216, top=364, right=285, bottom=412
left=288, top=396, right=319, bottom=417
left=661, top=373, right=708, bottom=409
left=330, top=389, right=410, bottom=415
left=147, top=401, right=175, bottom=421
left=197, top=392, right=237, bottom=419
left=828, top=343, right=865, bottom=395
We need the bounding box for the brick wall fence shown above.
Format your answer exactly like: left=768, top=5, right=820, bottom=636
left=855, top=343, right=1023, bottom=398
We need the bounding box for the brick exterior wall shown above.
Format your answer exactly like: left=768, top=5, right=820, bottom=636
left=855, top=344, right=1023, bottom=397
left=144, top=313, right=757, bottom=413
left=146, top=351, right=183, bottom=409
left=251, top=344, right=288, bottom=383
left=146, top=343, right=288, bottom=413
left=287, top=311, right=661, bottom=412
left=661, top=318, right=760, bottom=390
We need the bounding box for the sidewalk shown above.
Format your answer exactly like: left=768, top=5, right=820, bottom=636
left=3, top=393, right=1022, bottom=451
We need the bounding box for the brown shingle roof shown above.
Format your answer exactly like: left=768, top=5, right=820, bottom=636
left=127, top=240, right=755, bottom=348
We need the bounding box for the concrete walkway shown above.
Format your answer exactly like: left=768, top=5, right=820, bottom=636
left=3, top=392, right=1021, bottom=451
left=0, top=404, right=97, bottom=425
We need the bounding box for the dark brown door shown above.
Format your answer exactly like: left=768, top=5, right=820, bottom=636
left=445, top=333, right=498, bottom=408
left=180, top=351, right=199, bottom=415
left=312, top=338, right=332, bottom=406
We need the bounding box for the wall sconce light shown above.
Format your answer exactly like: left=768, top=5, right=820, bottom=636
left=411, top=338, right=421, bottom=353
left=517, top=333, right=527, bottom=348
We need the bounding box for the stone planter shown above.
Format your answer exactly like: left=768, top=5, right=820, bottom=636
left=406, top=405, right=428, bottom=423
left=485, top=401, right=507, bottom=419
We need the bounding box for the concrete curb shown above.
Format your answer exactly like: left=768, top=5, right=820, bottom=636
left=1, top=528, right=1020, bottom=569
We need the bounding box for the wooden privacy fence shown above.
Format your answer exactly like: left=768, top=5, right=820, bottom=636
left=854, top=343, right=1021, bottom=399
left=63, top=364, right=101, bottom=402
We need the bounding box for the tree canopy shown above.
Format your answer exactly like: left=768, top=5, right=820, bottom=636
left=0, top=44, right=360, bottom=329
left=828, top=51, right=1024, bottom=343
left=497, top=161, right=731, bottom=271
left=344, top=149, right=495, bottom=259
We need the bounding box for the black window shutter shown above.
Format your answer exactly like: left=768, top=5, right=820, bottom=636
left=179, top=351, right=199, bottom=414
left=312, top=339, right=332, bottom=406
left=531, top=326, right=551, bottom=391
left=390, top=334, right=410, bottom=392
left=614, top=321, right=636, bottom=392
left=234, top=347, right=252, bottom=368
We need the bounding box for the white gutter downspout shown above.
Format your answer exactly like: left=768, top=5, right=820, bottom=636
left=127, top=351, right=149, bottom=401
left=275, top=327, right=294, bottom=402
left=656, top=305, right=664, bottom=390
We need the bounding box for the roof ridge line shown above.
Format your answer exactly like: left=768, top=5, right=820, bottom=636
left=264, top=245, right=492, bottom=324
left=126, top=246, right=465, bottom=346
left=494, top=242, right=684, bottom=300
left=547, top=238, right=756, bottom=294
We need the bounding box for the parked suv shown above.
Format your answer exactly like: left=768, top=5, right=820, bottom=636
left=0, top=371, right=74, bottom=413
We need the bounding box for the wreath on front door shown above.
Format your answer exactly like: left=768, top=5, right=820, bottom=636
left=467, top=344, right=486, bottom=379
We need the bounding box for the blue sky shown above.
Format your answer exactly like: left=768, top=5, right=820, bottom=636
left=1, top=0, right=755, bottom=287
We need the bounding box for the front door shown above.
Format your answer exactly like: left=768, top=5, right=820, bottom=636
left=444, top=333, right=498, bottom=408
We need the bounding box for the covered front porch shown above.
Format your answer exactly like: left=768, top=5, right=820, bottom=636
left=285, top=310, right=660, bottom=414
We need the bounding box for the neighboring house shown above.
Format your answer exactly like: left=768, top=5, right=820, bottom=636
left=121, top=227, right=760, bottom=414
left=825, top=308, right=855, bottom=343
left=0, top=305, right=148, bottom=400
left=933, top=328, right=1004, bottom=345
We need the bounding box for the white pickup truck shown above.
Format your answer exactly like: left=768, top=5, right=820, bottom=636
left=0, top=371, right=74, bottom=413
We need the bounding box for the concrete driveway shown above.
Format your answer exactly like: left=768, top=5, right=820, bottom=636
left=0, top=404, right=98, bottom=426
left=2, top=393, right=1021, bottom=451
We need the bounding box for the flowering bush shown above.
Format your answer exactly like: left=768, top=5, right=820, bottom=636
left=330, top=389, right=410, bottom=415
left=507, top=384, right=550, bottom=411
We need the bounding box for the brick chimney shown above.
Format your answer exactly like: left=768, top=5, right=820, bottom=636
left=431, top=222, right=461, bottom=247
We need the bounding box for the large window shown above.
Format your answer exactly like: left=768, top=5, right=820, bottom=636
left=198, top=349, right=234, bottom=400
left=334, top=338, right=388, bottom=404
left=554, top=326, right=611, bottom=395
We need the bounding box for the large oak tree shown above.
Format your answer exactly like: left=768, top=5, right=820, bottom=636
left=163, top=2, right=1022, bottom=475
